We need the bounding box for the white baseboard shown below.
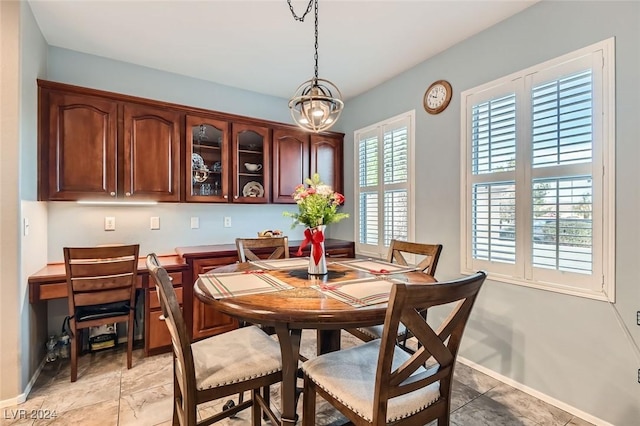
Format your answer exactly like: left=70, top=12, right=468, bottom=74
left=457, top=356, right=613, bottom=426
left=0, top=358, right=46, bottom=409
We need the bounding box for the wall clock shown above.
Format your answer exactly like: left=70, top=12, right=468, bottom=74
left=423, top=80, right=452, bottom=114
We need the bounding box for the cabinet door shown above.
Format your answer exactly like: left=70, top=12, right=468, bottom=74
left=123, top=104, right=181, bottom=201
left=186, top=115, right=230, bottom=202
left=272, top=128, right=310, bottom=203
left=48, top=92, right=118, bottom=200
left=192, top=257, right=238, bottom=340
left=311, top=133, right=344, bottom=194
left=232, top=123, right=270, bottom=203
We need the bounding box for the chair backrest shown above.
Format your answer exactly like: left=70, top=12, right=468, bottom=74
left=235, top=236, right=290, bottom=262
left=373, top=271, right=486, bottom=424
left=64, top=244, right=139, bottom=312
left=386, top=239, right=443, bottom=276
left=146, top=253, right=197, bottom=404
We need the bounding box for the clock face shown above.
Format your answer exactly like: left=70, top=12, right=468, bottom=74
left=423, top=80, right=452, bottom=114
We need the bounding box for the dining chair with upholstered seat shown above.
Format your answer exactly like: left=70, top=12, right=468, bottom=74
left=302, top=271, right=487, bottom=426
left=64, top=244, right=139, bottom=382
left=235, top=236, right=289, bottom=263
left=347, top=240, right=443, bottom=348
left=146, top=253, right=283, bottom=425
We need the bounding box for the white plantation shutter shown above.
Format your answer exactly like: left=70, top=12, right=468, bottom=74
left=355, top=111, right=414, bottom=258
left=462, top=39, right=614, bottom=300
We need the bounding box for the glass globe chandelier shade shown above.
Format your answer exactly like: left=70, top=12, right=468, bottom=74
left=289, top=78, right=344, bottom=132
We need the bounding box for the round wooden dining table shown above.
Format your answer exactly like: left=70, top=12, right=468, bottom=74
left=194, top=259, right=436, bottom=426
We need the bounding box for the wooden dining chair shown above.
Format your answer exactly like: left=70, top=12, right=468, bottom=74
left=347, top=240, right=443, bottom=348
left=64, top=244, right=139, bottom=382
left=235, top=237, right=289, bottom=262
left=302, top=271, right=487, bottom=426
left=146, top=253, right=283, bottom=426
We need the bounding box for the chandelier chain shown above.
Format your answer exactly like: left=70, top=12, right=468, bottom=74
left=287, top=0, right=314, bottom=22
left=314, top=0, right=319, bottom=80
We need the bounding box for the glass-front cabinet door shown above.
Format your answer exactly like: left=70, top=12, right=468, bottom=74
left=232, top=123, right=270, bottom=203
left=186, top=115, right=229, bottom=202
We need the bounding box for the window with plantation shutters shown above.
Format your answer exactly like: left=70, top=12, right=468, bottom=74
left=461, top=38, right=615, bottom=300
left=355, top=111, right=415, bottom=258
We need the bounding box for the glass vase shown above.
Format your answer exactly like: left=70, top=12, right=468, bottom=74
left=308, top=225, right=327, bottom=275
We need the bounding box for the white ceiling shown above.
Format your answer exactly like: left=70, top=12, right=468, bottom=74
left=27, top=0, right=539, bottom=100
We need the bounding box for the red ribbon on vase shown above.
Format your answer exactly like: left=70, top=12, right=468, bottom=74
left=297, top=227, right=325, bottom=265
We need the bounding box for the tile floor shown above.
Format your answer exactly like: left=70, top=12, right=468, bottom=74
left=2, top=331, right=594, bottom=426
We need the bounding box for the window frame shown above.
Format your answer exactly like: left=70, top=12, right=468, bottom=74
left=354, top=110, right=416, bottom=259
left=460, top=38, right=616, bottom=301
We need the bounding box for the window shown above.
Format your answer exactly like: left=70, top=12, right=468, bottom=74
left=461, top=38, right=615, bottom=300
left=355, top=111, right=415, bottom=258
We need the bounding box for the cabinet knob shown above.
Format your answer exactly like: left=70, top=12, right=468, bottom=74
left=125, top=192, right=131, bottom=197
left=159, top=315, right=166, bottom=321
left=110, top=192, right=116, bottom=197
left=223, top=195, right=228, bottom=199
left=234, top=195, right=239, bottom=200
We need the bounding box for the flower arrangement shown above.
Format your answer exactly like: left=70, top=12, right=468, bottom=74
left=283, top=173, right=349, bottom=229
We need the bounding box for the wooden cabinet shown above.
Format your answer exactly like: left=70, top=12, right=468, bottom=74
left=145, top=270, right=185, bottom=355
left=46, top=92, right=118, bottom=200
left=311, top=133, right=344, bottom=195
left=186, top=115, right=230, bottom=202
left=271, top=128, right=344, bottom=203
left=189, top=256, right=239, bottom=340
left=39, top=81, right=181, bottom=201
left=232, top=123, right=270, bottom=203
left=123, top=104, right=181, bottom=201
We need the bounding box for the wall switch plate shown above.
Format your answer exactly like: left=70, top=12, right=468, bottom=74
left=105, top=217, right=116, bottom=231
left=150, top=216, right=160, bottom=230
left=224, top=216, right=232, bottom=228
left=23, top=217, right=30, bottom=236
left=190, top=217, right=199, bottom=229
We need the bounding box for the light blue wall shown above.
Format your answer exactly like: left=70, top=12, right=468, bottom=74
left=338, top=2, right=639, bottom=425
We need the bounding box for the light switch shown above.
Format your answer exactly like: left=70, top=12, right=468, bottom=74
left=190, top=217, right=199, bottom=229
left=23, top=217, right=30, bottom=236
left=150, top=216, right=160, bottom=230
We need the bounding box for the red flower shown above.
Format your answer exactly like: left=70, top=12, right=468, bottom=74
left=334, top=193, right=345, bottom=205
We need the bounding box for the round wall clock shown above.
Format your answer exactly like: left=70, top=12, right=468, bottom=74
left=423, top=80, right=452, bottom=114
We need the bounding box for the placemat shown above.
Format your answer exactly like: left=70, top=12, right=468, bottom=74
left=198, top=271, right=293, bottom=299
left=338, top=258, right=418, bottom=274
left=312, top=277, right=404, bottom=308
left=250, top=257, right=312, bottom=270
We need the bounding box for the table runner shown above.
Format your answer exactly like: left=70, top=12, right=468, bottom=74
left=338, top=258, right=418, bottom=274
left=250, top=257, right=312, bottom=270
left=312, top=277, right=404, bottom=308
left=199, top=271, right=293, bottom=299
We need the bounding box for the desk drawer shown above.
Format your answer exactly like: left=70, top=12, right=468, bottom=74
left=148, top=307, right=182, bottom=351
left=149, top=286, right=183, bottom=310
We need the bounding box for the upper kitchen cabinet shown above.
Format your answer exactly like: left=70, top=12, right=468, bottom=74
left=38, top=80, right=181, bottom=202
left=272, top=127, right=310, bottom=203
left=44, top=91, right=118, bottom=200
left=311, top=133, right=344, bottom=195
left=232, top=123, right=270, bottom=204
left=186, top=115, right=229, bottom=202
left=271, top=129, right=344, bottom=203
left=123, top=104, right=181, bottom=201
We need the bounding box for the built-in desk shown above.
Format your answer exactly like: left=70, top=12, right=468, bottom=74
left=28, top=239, right=355, bottom=356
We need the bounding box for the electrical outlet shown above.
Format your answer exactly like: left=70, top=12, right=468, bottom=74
left=224, top=216, right=232, bottom=228
left=150, top=216, right=160, bottom=230
left=638, top=368, right=640, bottom=384
left=190, top=217, right=199, bottom=229
left=104, top=217, right=116, bottom=231
left=637, top=311, right=640, bottom=326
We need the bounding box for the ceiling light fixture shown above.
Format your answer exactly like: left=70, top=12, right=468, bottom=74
left=287, top=0, right=343, bottom=133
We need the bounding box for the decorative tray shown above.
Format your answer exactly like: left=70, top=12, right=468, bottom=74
left=243, top=181, right=264, bottom=197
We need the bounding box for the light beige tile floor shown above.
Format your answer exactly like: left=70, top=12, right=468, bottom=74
left=2, top=331, right=594, bottom=426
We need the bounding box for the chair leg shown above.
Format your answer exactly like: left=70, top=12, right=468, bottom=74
left=262, top=385, right=270, bottom=420
left=172, top=374, right=180, bottom=426
left=126, top=314, right=134, bottom=369
left=70, top=326, right=79, bottom=382
left=251, top=389, right=261, bottom=426
left=302, top=375, right=316, bottom=426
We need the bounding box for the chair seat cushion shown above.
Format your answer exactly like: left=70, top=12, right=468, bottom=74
left=75, top=301, right=130, bottom=322
left=191, top=325, right=282, bottom=391
left=357, top=323, right=407, bottom=340
left=302, top=340, right=440, bottom=423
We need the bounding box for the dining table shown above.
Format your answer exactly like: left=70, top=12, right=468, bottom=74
left=193, top=257, right=436, bottom=426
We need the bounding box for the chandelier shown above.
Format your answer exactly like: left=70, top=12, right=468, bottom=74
left=287, top=0, right=343, bottom=133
